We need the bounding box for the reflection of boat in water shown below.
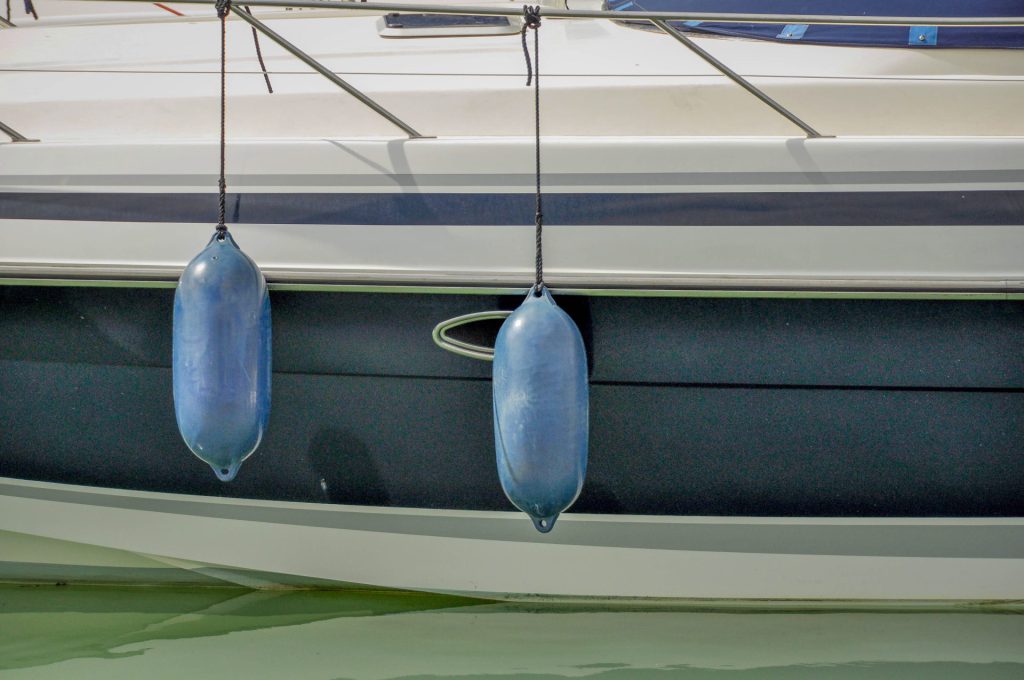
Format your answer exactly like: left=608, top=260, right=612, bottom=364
left=0, top=585, right=476, bottom=672
left=0, top=0, right=1022, bottom=600
left=3, top=584, right=1023, bottom=676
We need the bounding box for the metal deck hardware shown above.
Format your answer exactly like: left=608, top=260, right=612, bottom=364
left=229, top=6, right=425, bottom=138
left=0, top=120, right=37, bottom=143
left=432, top=310, right=512, bottom=361
left=109, top=1, right=1024, bottom=27
left=650, top=18, right=825, bottom=138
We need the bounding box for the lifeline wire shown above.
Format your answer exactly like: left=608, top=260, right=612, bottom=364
left=521, top=5, right=543, bottom=293
left=216, top=0, right=230, bottom=236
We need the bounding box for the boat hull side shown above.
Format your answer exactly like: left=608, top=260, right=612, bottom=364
left=2, top=137, right=1023, bottom=292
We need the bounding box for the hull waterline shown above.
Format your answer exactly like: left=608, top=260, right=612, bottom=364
left=2, top=477, right=1023, bottom=601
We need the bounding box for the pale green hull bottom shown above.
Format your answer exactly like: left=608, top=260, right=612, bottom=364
left=3, top=479, right=1023, bottom=602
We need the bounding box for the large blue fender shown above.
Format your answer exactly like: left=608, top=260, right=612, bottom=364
left=173, top=232, right=271, bottom=481
left=492, top=285, right=588, bottom=532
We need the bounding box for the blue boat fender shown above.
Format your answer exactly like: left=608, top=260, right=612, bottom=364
left=492, top=285, right=589, bottom=532
left=172, top=232, right=271, bottom=481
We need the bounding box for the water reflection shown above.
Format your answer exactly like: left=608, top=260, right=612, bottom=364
left=0, top=585, right=1021, bottom=679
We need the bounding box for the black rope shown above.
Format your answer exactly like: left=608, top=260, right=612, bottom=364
left=6, top=0, right=11, bottom=23
left=245, top=6, right=274, bottom=94
left=521, top=5, right=543, bottom=293
left=216, top=0, right=231, bottom=237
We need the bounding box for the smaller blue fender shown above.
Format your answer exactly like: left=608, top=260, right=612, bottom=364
left=492, top=285, right=588, bottom=532
left=173, top=232, right=271, bottom=481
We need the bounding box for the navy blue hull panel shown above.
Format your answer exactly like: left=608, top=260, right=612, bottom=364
left=608, top=1, right=1024, bottom=49
left=2, top=287, right=1020, bottom=388
left=606, top=0, right=1022, bottom=15
left=3, top=190, right=1024, bottom=226
left=0, top=286, right=1021, bottom=516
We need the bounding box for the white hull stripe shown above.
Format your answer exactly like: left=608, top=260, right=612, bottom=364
left=1, top=481, right=1021, bottom=559
left=2, top=169, right=1024, bottom=188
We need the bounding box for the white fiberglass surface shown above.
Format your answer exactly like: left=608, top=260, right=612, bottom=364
left=2, top=9, right=1023, bottom=139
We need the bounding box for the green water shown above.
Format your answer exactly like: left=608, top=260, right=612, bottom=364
left=0, top=585, right=1021, bottom=679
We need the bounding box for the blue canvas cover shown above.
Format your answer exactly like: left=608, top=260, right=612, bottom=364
left=605, top=1, right=1024, bottom=49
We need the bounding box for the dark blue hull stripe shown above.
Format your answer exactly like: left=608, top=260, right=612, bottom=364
left=2, top=190, right=1023, bottom=226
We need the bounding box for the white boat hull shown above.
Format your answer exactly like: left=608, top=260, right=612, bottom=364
left=2, top=3, right=1022, bottom=603
left=3, top=4, right=1024, bottom=293
left=2, top=136, right=1023, bottom=292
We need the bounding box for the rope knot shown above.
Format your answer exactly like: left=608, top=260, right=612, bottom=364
left=522, top=5, right=541, bottom=30
left=216, top=0, right=231, bottom=19
left=521, top=5, right=541, bottom=86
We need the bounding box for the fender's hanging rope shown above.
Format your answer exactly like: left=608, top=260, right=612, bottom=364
left=244, top=6, right=274, bottom=94
left=521, top=5, right=543, bottom=295
left=23, top=0, right=37, bottom=20
left=216, top=0, right=231, bottom=238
